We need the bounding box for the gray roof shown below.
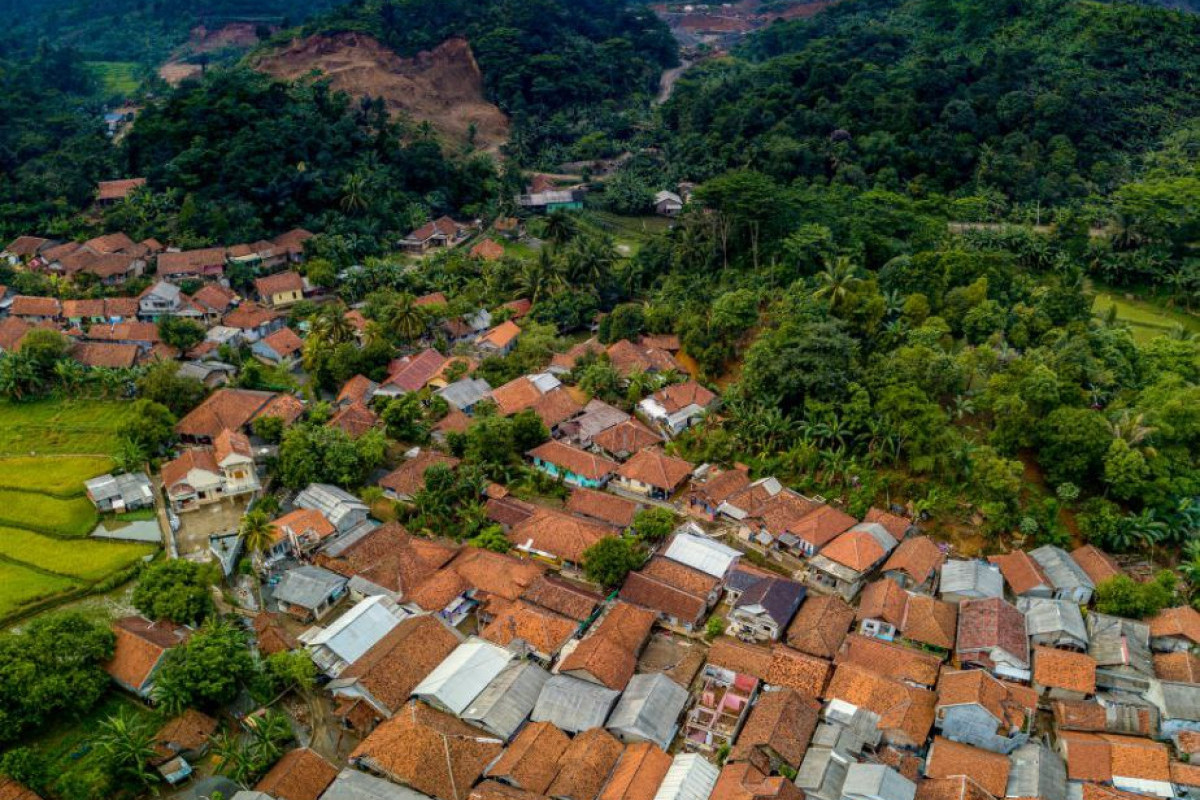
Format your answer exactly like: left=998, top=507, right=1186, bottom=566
left=1030, top=545, right=1095, bottom=593
left=663, top=532, right=741, bottom=578
left=1017, top=597, right=1088, bottom=643
left=1005, top=742, right=1067, bottom=800
left=531, top=674, right=619, bottom=733
left=842, top=763, right=916, bottom=800
left=273, top=565, right=347, bottom=610
left=347, top=575, right=398, bottom=601
left=461, top=659, right=550, bottom=740
left=85, top=472, right=153, bottom=505
left=296, top=483, right=369, bottom=531
left=320, top=768, right=433, bottom=800
left=606, top=672, right=688, bottom=749
left=413, top=638, right=514, bottom=715
left=847, top=522, right=898, bottom=553
left=939, top=560, right=1005, bottom=598
left=1098, top=691, right=1160, bottom=735
left=300, top=596, right=409, bottom=665
left=146, top=280, right=182, bottom=303
left=1088, top=613, right=1152, bottom=675
left=562, top=400, right=629, bottom=441
left=651, top=753, right=719, bottom=800
left=733, top=577, right=805, bottom=628
left=1157, top=681, right=1200, bottom=721
left=435, top=377, right=492, bottom=410
left=794, top=746, right=849, bottom=800
left=178, top=361, right=236, bottom=381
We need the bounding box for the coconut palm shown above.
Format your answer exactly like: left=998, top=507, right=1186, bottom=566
left=340, top=171, right=370, bottom=214
left=390, top=292, right=427, bottom=342
left=543, top=209, right=577, bottom=245
left=1108, top=410, right=1157, bottom=458
left=812, top=255, right=860, bottom=312
left=239, top=509, right=277, bottom=570
left=95, top=708, right=158, bottom=789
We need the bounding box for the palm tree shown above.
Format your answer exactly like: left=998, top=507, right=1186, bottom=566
left=543, top=210, right=576, bottom=245
left=390, top=292, right=427, bottom=343
left=248, top=710, right=294, bottom=766
left=340, top=171, right=370, bottom=214
left=239, top=509, right=277, bottom=571
left=517, top=247, right=566, bottom=305
left=311, top=306, right=354, bottom=347
left=95, top=708, right=158, bottom=789
left=212, top=731, right=252, bottom=785
left=812, top=255, right=860, bottom=312
left=1108, top=410, right=1157, bottom=457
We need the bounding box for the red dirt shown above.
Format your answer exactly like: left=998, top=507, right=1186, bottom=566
left=253, top=33, right=509, bottom=150
left=188, top=22, right=271, bottom=53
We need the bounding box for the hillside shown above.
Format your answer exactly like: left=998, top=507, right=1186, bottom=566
left=253, top=33, right=509, bottom=149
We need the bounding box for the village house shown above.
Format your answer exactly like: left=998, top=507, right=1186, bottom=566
left=821, top=662, right=936, bottom=748
left=836, top=633, right=942, bottom=689
left=593, top=418, right=664, bottom=461
left=461, top=660, right=551, bottom=741
left=772, top=503, right=857, bottom=558
left=613, top=448, right=694, bottom=500
left=786, top=594, right=854, bottom=660
left=157, top=247, right=227, bottom=282
left=638, top=380, right=718, bottom=437
left=989, top=549, right=1054, bottom=598
left=103, top=616, right=190, bottom=699
left=273, top=565, right=348, bottom=622
left=68, top=340, right=138, bottom=370
left=654, top=190, right=684, bottom=216
left=96, top=177, right=145, bottom=205
left=400, top=216, right=471, bottom=253
left=956, top=597, right=1030, bottom=679
left=414, top=637, right=515, bottom=716
left=938, top=559, right=1005, bottom=603
left=84, top=471, right=154, bottom=513
left=435, top=376, right=492, bottom=413
left=806, top=522, right=899, bottom=601
left=266, top=508, right=337, bottom=562
left=295, top=483, right=370, bottom=536
left=1088, top=612, right=1154, bottom=689
left=254, top=748, right=338, bottom=800
left=10, top=295, right=60, bottom=322
left=254, top=271, right=305, bottom=310
left=160, top=429, right=259, bottom=513
left=1033, top=646, right=1097, bottom=701
left=566, top=487, right=638, bottom=529
left=593, top=741, right=671, bottom=800
left=528, top=440, right=618, bottom=488
left=533, top=673, right=621, bottom=734
left=729, top=686, right=821, bottom=775
left=1019, top=596, right=1089, bottom=651
left=880, top=535, right=945, bottom=593
left=470, top=238, right=505, bottom=261
left=485, top=720, right=569, bottom=792
left=379, top=450, right=460, bottom=502
left=327, top=401, right=383, bottom=440
left=302, top=595, right=413, bottom=678
left=934, top=669, right=1033, bottom=754
left=517, top=175, right=586, bottom=213
left=620, top=556, right=717, bottom=632
left=1148, top=606, right=1200, bottom=652
left=376, top=348, right=448, bottom=398
left=557, top=601, right=655, bottom=691
left=477, top=319, right=521, bottom=356
left=2, top=235, right=52, bottom=264
left=507, top=506, right=613, bottom=567
left=728, top=576, right=805, bottom=642
left=607, top=672, right=689, bottom=750
left=923, top=737, right=1012, bottom=799
left=663, top=530, right=741, bottom=579
left=175, top=387, right=300, bottom=443
left=223, top=302, right=284, bottom=343
left=252, top=326, right=304, bottom=368
left=1029, top=544, right=1096, bottom=604
left=480, top=600, right=576, bottom=663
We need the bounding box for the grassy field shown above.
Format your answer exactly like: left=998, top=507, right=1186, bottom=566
left=0, top=527, right=153, bottom=582
left=583, top=211, right=672, bottom=256
left=0, top=561, right=80, bottom=619
left=85, top=61, right=141, bottom=96
left=0, top=399, right=154, bottom=622
left=1093, top=290, right=1200, bottom=344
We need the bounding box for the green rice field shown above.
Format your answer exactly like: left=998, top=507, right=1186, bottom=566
left=85, top=61, right=141, bottom=96
left=1093, top=290, right=1200, bottom=344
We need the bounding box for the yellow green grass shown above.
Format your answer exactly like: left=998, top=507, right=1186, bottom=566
left=1093, top=290, right=1200, bottom=344
left=0, top=489, right=99, bottom=537
left=0, top=399, right=136, bottom=455
left=0, top=455, right=113, bottom=496
left=85, top=61, right=141, bottom=95
left=0, top=527, right=153, bottom=581
left=0, top=561, right=79, bottom=619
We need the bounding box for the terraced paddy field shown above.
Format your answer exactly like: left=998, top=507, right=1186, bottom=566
left=0, top=400, right=157, bottom=623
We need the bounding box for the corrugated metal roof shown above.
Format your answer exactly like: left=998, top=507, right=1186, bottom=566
left=300, top=596, right=409, bottom=664
left=651, top=753, right=719, bottom=800
left=663, top=533, right=741, bottom=578
left=1018, top=597, right=1088, bottom=643
left=273, top=565, right=347, bottom=609
left=295, top=483, right=369, bottom=531
left=461, top=660, right=550, bottom=740
left=842, top=763, right=916, bottom=800
left=1005, top=742, right=1067, bottom=800
left=1030, top=545, right=1095, bottom=592
left=940, top=560, right=1005, bottom=598
left=606, top=672, right=688, bottom=749
left=1088, top=613, right=1153, bottom=675
left=436, top=378, right=492, bottom=410
left=1159, top=681, right=1200, bottom=721
left=321, top=768, right=434, bottom=800
left=531, top=674, right=619, bottom=733
left=412, top=637, right=514, bottom=715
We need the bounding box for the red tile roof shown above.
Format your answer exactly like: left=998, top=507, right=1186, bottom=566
left=255, top=270, right=304, bottom=297
left=566, top=487, right=637, bottom=528
left=486, top=721, right=569, bottom=793
left=261, top=326, right=304, bottom=358
left=597, top=741, right=670, bottom=800
left=818, top=529, right=887, bottom=572
left=883, top=536, right=945, bottom=585
left=956, top=597, right=1029, bottom=667
left=175, top=388, right=278, bottom=440
left=1149, top=606, right=1200, bottom=645
left=380, top=450, right=460, bottom=498
left=385, top=348, right=448, bottom=393
left=593, top=419, right=663, bottom=457
left=528, top=440, right=618, bottom=482
left=104, top=616, right=190, bottom=693
left=509, top=507, right=615, bottom=564
left=615, top=448, right=693, bottom=493
left=835, top=634, right=942, bottom=688
left=786, top=594, right=854, bottom=659
left=988, top=551, right=1051, bottom=595
left=1070, top=545, right=1123, bottom=585
left=338, top=615, right=462, bottom=717
left=924, top=737, right=1011, bottom=798
left=1033, top=646, right=1096, bottom=694
left=254, top=748, right=338, bottom=800
left=481, top=600, right=576, bottom=656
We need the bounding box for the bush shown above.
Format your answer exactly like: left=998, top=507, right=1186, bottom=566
left=1094, top=572, right=1176, bottom=619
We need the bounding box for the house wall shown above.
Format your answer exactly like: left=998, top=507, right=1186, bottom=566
left=531, top=458, right=607, bottom=489
left=937, top=705, right=1028, bottom=754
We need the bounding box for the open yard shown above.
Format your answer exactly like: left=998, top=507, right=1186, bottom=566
left=85, top=61, right=141, bottom=95
left=1093, top=289, right=1200, bottom=344
left=0, top=399, right=155, bottom=622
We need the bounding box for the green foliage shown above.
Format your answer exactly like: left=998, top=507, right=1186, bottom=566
left=157, top=317, right=206, bottom=352
left=258, top=651, right=317, bottom=699
left=406, top=464, right=487, bottom=540
left=94, top=707, right=159, bottom=789
left=131, top=559, right=215, bottom=625
left=0, top=747, right=48, bottom=793
left=136, top=361, right=207, bottom=417
left=470, top=525, right=511, bottom=553
left=153, top=618, right=256, bottom=713
left=0, top=613, right=115, bottom=746
left=252, top=415, right=285, bottom=444
left=118, top=399, right=177, bottom=456
left=633, top=507, right=676, bottom=542
left=277, top=424, right=386, bottom=489
left=582, top=536, right=644, bottom=588
left=704, top=616, right=725, bottom=642
left=1094, top=572, right=1176, bottom=619
left=1037, top=407, right=1112, bottom=488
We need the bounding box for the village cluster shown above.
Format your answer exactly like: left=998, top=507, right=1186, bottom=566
left=2, top=177, right=1199, bottom=800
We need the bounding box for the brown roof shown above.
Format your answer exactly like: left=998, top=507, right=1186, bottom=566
left=11, top=295, right=60, bottom=317
left=1100, top=733, right=1171, bottom=782
left=546, top=728, right=624, bottom=800
left=317, top=523, right=457, bottom=597
left=442, top=548, right=545, bottom=609
left=750, top=491, right=819, bottom=539
left=492, top=377, right=543, bottom=415
left=1154, top=651, right=1200, bottom=683
left=730, top=688, right=820, bottom=770
left=273, top=228, right=314, bottom=255
left=1148, top=606, right=1200, bottom=645
left=531, top=388, right=583, bottom=429
left=0, top=317, right=31, bottom=352
left=61, top=298, right=105, bottom=319
left=786, top=594, right=854, bottom=659
left=823, top=663, right=937, bottom=746
left=84, top=320, right=160, bottom=344
left=154, top=709, right=217, bottom=753
left=157, top=246, right=227, bottom=276
left=1060, top=731, right=1113, bottom=782
left=261, top=326, right=304, bottom=357
left=339, top=615, right=462, bottom=717
left=176, top=388, right=277, bottom=439
left=469, top=783, right=546, bottom=800
left=380, top=451, right=461, bottom=498
left=337, top=376, right=377, bottom=408
left=161, top=447, right=220, bottom=490
left=883, top=536, right=945, bottom=585
left=864, top=507, right=913, bottom=540
left=709, top=763, right=803, bottom=800
left=818, top=529, right=888, bottom=572
left=509, top=507, right=615, bottom=564
left=639, top=334, right=680, bottom=352
left=785, top=504, right=856, bottom=549
left=619, top=571, right=707, bottom=626
left=1033, top=645, right=1096, bottom=694
left=471, top=238, right=506, bottom=261
left=707, top=637, right=773, bottom=681
left=956, top=597, right=1030, bottom=667
left=70, top=341, right=139, bottom=368
left=253, top=612, right=299, bottom=656
left=593, top=420, right=662, bottom=457
left=255, top=747, right=338, bottom=800
left=1171, top=762, right=1200, bottom=788
left=224, top=302, right=280, bottom=330
left=763, top=646, right=831, bottom=697
left=481, top=601, right=576, bottom=656
left=900, top=593, right=958, bottom=650
left=486, top=496, right=537, bottom=528
left=566, top=488, right=637, bottom=529
left=1178, top=730, right=1200, bottom=755
left=0, top=778, right=41, bottom=800
left=651, top=380, right=716, bottom=414
left=924, top=737, right=1011, bottom=798
left=350, top=702, right=504, bottom=800
left=1070, top=545, right=1123, bottom=585
left=385, top=348, right=448, bottom=394
left=939, top=670, right=1030, bottom=730
left=328, top=401, right=380, bottom=438
left=550, top=338, right=605, bottom=371
left=1052, top=699, right=1108, bottom=732
left=528, top=440, right=618, bottom=482
left=104, top=616, right=190, bottom=692
left=84, top=231, right=137, bottom=254
left=415, top=292, right=449, bottom=307
left=558, top=634, right=638, bottom=691
left=691, top=468, right=751, bottom=507
left=915, top=776, right=995, bottom=800
left=97, top=178, right=145, bottom=201
left=256, top=392, right=305, bottom=425
left=192, top=283, right=236, bottom=313
left=987, top=551, right=1051, bottom=596
left=615, top=448, right=693, bottom=493
left=255, top=270, right=304, bottom=297
left=487, top=721, right=569, bottom=793
left=520, top=575, right=601, bottom=622
left=478, top=320, right=521, bottom=349
left=858, top=578, right=909, bottom=626
left=606, top=340, right=680, bottom=377
left=597, top=742, right=670, bottom=800
left=835, top=634, right=942, bottom=687
left=4, top=235, right=50, bottom=257
left=594, top=602, right=656, bottom=652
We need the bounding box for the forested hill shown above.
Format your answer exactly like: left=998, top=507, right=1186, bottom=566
left=660, top=0, right=1200, bottom=204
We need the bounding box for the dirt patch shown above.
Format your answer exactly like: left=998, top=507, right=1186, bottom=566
left=187, top=22, right=272, bottom=54
left=253, top=33, right=509, bottom=150
left=638, top=631, right=707, bottom=687
left=158, top=62, right=203, bottom=86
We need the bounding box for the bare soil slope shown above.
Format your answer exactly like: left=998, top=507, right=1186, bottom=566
left=253, top=33, right=509, bottom=150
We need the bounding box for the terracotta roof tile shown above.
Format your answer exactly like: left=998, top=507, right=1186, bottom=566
left=858, top=578, right=908, bottom=626
left=1148, top=606, right=1200, bottom=645
left=690, top=468, right=751, bottom=508
left=531, top=388, right=583, bottom=429
left=597, top=741, right=671, bottom=800
left=619, top=571, right=707, bottom=626
left=763, top=646, right=830, bottom=697
left=1052, top=699, right=1107, bottom=732
left=915, top=776, right=994, bottom=800
left=520, top=575, right=602, bottom=622
left=750, top=491, right=819, bottom=539
left=730, top=688, right=820, bottom=769
left=784, top=504, right=856, bottom=550
left=492, top=377, right=544, bottom=415
left=470, top=781, right=548, bottom=800
left=1171, top=761, right=1200, bottom=788
left=223, top=302, right=280, bottom=330
left=255, top=270, right=304, bottom=297
left=326, top=401, right=380, bottom=438
left=254, top=747, right=338, bottom=800
left=566, top=488, right=638, bottom=528
left=380, top=451, right=460, bottom=498
left=261, top=326, right=304, bottom=357
left=1070, top=545, right=1123, bottom=586
left=103, top=616, right=189, bottom=692
left=615, top=448, right=693, bottom=493
left=478, top=320, right=521, bottom=350
left=154, top=709, right=217, bottom=754
left=481, top=601, right=576, bottom=656
left=0, top=777, right=42, bottom=800
left=707, top=637, right=773, bottom=681
left=528, top=440, right=618, bottom=482
left=883, top=536, right=945, bottom=585
left=176, top=388, right=278, bottom=440
left=70, top=341, right=138, bottom=368
left=509, top=507, right=615, bottom=564
left=786, top=594, right=854, bottom=659
left=1098, top=733, right=1170, bottom=782
left=1033, top=646, right=1096, bottom=695
left=709, top=762, right=803, bottom=800
left=487, top=721, right=570, bottom=793
left=1156, top=651, right=1200, bottom=683
left=900, top=593, right=958, bottom=650
left=818, top=529, right=887, bottom=572
left=938, top=670, right=1029, bottom=730
left=558, top=634, right=637, bottom=691
left=1178, top=731, right=1200, bottom=755
left=864, top=508, right=913, bottom=540
left=987, top=551, right=1051, bottom=596
left=823, top=663, right=937, bottom=746
left=924, top=737, right=1010, bottom=798
left=650, top=380, right=716, bottom=414
left=546, top=728, right=624, bottom=800
left=385, top=348, right=448, bottom=394
left=956, top=597, right=1029, bottom=668
left=253, top=612, right=298, bottom=656
left=835, top=634, right=942, bottom=687
left=592, top=419, right=663, bottom=457
left=338, top=615, right=462, bottom=716
left=1059, top=731, right=1112, bottom=782
left=350, top=701, right=504, bottom=800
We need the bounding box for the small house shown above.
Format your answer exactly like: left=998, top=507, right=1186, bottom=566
left=295, top=483, right=369, bottom=535
left=460, top=659, right=550, bottom=740
left=84, top=472, right=154, bottom=513
left=939, top=559, right=1004, bottom=604
left=527, top=440, right=618, bottom=489
left=607, top=672, right=689, bottom=750
left=806, top=523, right=898, bottom=601
left=104, top=616, right=190, bottom=699
left=654, top=191, right=684, bottom=217
left=400, top=216, right=469, bottom=253
left=1018, top=597, right=1089, bottom=651
left=1032, top=646, right=1096, bottom=701
left=273, top=565, right=348, bottom=622
left=728, top=577, right=805, bottom=642
left=956, top=597, right=1030, bottom=679
left=251, top=326, right=304, bottom=367
left=1029, top=545, right=1095, bottom=604
left=934, top=669, right=1032, bottom=754
left=477, top=320, right=521, bottom=356
left=613, top=448, right=694, bottom=500
left=531, top=673, right=620, bottom=734
left=254, top=271, right=305, bottom=309
left=1148, top=606, right=1200, bottom=653
left=412, top=637, right=514, bottom=716
left=880, top=535, right=944, bottom=593
left=638, top=380, right=718, bottom=437
left=988, top=550, right=1053, bottom=598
